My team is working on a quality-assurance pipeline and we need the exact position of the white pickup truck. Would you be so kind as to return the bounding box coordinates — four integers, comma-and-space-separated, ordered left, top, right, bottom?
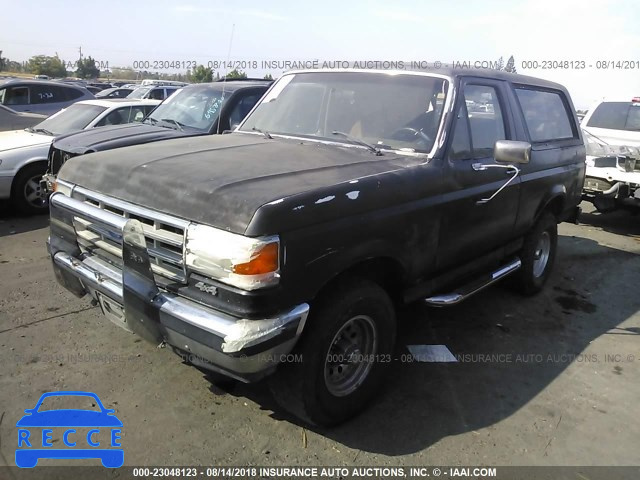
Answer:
581, 97, 640, 212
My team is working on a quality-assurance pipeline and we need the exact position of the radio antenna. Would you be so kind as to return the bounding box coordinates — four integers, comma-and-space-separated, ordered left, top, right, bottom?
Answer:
216, 23, 235, 133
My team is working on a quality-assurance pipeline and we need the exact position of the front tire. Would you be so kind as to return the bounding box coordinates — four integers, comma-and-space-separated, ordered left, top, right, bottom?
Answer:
11, 163, 48, 215
270, 278, 396, 426
513, 212, 558, 295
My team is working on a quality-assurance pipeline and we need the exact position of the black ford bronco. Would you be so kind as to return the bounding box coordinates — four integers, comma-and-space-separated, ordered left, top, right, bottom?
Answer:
48, 68, 585, 426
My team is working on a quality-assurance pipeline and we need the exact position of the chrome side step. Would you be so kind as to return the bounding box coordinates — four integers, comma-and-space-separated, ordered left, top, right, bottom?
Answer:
424, 258, 522, 306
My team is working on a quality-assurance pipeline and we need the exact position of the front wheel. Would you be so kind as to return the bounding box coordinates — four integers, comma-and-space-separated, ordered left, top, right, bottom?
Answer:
270, 278, 396, 426
11, 163, 49, 215
513, 212, 558, 295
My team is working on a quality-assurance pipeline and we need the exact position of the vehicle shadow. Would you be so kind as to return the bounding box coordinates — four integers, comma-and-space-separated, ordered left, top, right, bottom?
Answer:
0, 200, 49, 237
209, 233, 639, 455
578, 201, 640, 237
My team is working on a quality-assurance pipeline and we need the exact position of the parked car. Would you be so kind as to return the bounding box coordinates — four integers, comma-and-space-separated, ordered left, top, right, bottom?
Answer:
0, 99, 160, 214
127, 85, 180, 101
0, 105, 47, 132
579, 98, 640, 212
95, 87, 134, 99
47, 80, 271, 176
47, 68, 584, 426
0, 79, 94, 116
581, 97, 640, 146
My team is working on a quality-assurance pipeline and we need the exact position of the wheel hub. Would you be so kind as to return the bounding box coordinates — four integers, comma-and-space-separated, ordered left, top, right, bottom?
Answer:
532, 231, 551, 278
324, 315, 377, 397
24, 175, 46, 208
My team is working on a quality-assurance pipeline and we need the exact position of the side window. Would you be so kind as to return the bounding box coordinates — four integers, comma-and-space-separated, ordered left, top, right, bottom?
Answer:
30, 85, 62, 104
130, 106, 148, 122
95, 107, 130, 127
4, 86, 30, 105
229, 93, 261, 128
148, 88, 165, 100
464, 85, 506, 158
142, 105, 156, 118
515, 87, 575, 142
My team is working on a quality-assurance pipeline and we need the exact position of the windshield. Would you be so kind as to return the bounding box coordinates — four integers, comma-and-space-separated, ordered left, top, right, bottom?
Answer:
146, 85, 228, 132
127, 87, 152, 99
240, 72, 449, 153
586, 102, 640, 131
33, 103, 107, 135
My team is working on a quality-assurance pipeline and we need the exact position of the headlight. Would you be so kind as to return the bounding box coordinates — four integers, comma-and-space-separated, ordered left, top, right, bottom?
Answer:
185, 223, 280, 291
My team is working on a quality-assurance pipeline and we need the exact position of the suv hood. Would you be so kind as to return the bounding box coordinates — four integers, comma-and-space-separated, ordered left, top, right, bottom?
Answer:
0, 129, 52, 152
53, 123, 194, 154
59, 134, 415, 234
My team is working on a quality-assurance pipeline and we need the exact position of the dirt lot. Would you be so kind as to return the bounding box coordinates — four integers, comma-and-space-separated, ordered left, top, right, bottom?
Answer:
0, 201, 638, 469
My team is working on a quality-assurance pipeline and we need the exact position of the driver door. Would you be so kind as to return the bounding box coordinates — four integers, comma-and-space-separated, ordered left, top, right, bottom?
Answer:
436, 79, 521, 270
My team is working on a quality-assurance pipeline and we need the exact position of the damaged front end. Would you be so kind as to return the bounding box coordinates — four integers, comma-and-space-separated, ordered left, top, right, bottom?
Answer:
582, 133, 640, 212
47, 183, 309, 382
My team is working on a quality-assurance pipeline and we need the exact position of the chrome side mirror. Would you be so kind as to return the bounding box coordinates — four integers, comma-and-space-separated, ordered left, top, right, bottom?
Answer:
494, 140, 531, 164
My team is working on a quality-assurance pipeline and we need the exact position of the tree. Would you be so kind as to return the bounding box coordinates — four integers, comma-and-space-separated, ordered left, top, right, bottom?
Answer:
495, 56, 504, 71
0, 51, 5, 72
192, 64, 213, 83
263, 73, 273, 80
27, 55, 67, 77
224, 68, 247, 79
504, 55, 517, 74
6, 60, 24, 72
76, 56, 100, 79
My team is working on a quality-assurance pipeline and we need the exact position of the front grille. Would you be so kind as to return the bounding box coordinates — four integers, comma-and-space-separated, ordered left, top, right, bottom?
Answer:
71, 186, 190, 283
49, 148, 77, 175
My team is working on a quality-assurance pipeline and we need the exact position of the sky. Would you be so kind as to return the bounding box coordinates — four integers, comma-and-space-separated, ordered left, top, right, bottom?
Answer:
1, 0, 639, 109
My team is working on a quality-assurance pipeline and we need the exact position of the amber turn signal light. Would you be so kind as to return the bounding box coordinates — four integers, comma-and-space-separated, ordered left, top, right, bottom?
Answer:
232, 242, 279, 275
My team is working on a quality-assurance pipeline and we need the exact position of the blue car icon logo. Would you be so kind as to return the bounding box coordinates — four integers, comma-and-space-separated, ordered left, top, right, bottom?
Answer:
16, 391, 123, 468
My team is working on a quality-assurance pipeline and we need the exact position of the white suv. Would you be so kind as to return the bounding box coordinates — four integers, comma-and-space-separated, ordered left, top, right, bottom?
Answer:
581, 98, 640, 212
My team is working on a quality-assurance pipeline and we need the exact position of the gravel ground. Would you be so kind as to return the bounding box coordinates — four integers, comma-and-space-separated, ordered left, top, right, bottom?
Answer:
0, 201, 638, 470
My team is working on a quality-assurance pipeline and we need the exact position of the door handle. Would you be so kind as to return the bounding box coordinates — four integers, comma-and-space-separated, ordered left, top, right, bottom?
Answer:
472, 163, 520, 204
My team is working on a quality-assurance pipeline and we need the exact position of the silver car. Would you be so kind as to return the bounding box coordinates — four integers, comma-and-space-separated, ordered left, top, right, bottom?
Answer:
0, 79, 95, 116
0, 98, 160, 214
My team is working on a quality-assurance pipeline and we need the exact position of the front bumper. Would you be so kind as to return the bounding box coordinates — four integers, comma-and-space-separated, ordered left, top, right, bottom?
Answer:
48, 192, 309, 382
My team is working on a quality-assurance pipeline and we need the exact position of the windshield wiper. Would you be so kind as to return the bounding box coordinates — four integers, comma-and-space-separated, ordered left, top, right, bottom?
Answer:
143, 117, 159, 125
160, 118, 184, 131
252, 127, 272, 139
331, 131, 382, 156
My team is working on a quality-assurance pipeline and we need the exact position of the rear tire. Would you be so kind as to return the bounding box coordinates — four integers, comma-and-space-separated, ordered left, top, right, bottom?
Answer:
270, 277, 396, 426
513, 212, 558, 295
11, 163, 48, 215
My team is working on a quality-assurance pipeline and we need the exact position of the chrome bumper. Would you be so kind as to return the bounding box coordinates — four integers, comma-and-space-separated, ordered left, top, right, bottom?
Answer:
48, 192, 309, 382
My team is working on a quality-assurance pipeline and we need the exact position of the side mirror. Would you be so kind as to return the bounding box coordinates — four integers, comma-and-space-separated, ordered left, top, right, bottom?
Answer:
494, 140, 531, 164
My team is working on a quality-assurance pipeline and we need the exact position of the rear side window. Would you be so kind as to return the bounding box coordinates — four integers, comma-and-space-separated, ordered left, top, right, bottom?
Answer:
586, 102, 640, 131
64, 87, 86, 101
515, 88, 575, 142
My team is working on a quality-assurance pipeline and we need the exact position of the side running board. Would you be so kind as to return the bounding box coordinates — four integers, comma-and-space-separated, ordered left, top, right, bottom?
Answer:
424, 258, 522, 307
